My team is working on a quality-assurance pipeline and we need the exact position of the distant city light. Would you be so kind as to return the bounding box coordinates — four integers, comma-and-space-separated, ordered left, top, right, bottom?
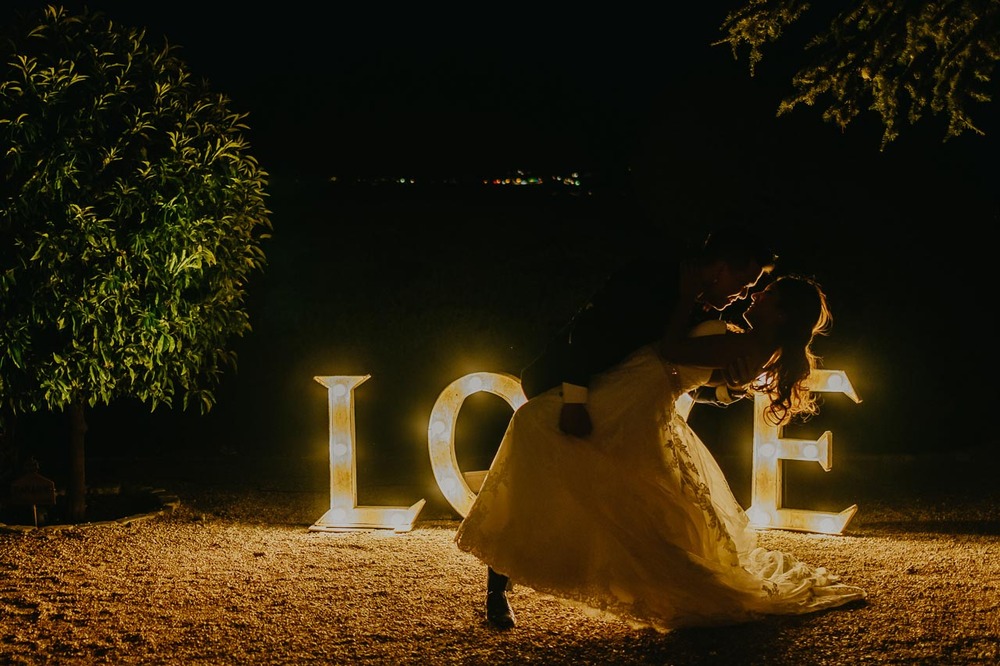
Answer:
326, 170, 588, 191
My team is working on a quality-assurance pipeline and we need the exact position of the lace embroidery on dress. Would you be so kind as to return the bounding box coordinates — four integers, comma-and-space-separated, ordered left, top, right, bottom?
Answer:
658, 356, 740, 563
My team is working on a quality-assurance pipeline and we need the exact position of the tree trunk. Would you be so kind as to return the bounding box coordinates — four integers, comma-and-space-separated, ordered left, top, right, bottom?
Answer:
0, 410, 18, 481
67, 399, 88, 522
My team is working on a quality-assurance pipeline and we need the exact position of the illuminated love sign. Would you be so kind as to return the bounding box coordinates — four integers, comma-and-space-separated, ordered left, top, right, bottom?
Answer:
310, 369, 860, 535
426, 372, 527, 517
745, 369, 862, 534
310, 375, 426, 533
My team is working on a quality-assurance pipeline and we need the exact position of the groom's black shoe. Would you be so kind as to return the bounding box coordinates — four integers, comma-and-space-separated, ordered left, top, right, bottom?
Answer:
486, 567, 515, 629
486, 589, 515, 629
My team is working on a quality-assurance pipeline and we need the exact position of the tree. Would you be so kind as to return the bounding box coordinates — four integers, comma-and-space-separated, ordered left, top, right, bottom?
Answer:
0, 5, 271, 521
717, 0, 1000, 147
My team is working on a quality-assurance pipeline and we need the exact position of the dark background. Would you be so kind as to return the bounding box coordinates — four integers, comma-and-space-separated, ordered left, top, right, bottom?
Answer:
5, 2, 998, 501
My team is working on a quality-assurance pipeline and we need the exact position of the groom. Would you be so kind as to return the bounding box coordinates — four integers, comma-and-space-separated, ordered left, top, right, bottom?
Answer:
485, 223, 779, 629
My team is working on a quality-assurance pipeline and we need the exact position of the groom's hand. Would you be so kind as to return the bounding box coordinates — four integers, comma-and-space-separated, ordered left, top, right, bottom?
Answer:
559, 403, 593, 438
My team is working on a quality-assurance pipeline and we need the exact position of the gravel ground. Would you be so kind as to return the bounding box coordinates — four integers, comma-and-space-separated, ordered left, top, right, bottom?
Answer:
0, 453, 998, 665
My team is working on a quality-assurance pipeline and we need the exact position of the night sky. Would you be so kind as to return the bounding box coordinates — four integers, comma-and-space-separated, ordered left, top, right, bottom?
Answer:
4, 2, 999, 492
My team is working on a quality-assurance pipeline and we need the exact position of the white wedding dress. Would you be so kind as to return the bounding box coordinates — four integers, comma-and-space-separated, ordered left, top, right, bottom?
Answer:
455, 320, 866, 631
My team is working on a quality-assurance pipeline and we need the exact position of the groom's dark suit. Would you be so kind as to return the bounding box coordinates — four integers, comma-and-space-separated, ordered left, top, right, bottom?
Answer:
520, 252, 719, 400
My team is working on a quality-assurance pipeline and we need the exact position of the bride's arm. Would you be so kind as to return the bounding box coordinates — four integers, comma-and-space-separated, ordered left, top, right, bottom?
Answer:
658, 327, 758, 370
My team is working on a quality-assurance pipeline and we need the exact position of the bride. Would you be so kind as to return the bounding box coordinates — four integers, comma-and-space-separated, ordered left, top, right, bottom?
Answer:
455, 272, 866, 631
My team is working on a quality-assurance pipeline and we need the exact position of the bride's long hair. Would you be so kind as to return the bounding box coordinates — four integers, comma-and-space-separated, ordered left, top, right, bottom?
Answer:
751, 275, 832, 425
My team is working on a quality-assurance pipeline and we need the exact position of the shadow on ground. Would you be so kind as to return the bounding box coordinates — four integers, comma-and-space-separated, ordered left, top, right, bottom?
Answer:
0, 484, 178, 530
